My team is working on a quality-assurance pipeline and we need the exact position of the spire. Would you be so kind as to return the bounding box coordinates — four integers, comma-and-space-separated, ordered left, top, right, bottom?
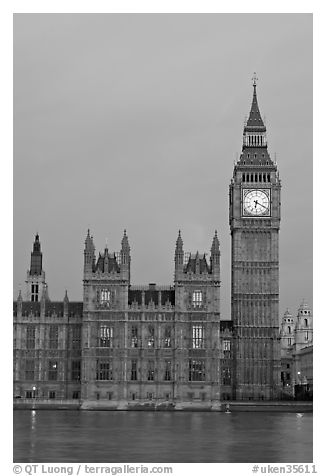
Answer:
63, 289, 69, 303
175, 230, 183, 252
84, 229, 95, 273
121, 229, 130, 251
30, 233, 43, 275
245, 73, 265, 130
17, 289, 23, 303
211, 230, 220, 254
85, 229, 93, 250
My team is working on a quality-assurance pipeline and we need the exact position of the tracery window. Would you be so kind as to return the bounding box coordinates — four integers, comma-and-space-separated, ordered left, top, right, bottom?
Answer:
192, 290, 203, 308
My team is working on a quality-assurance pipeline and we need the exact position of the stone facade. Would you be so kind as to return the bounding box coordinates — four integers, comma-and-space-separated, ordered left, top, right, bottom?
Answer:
14, 232, 233, 409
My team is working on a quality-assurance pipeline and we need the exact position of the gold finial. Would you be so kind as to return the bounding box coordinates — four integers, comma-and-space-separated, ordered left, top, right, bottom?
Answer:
252, 72, 258, 87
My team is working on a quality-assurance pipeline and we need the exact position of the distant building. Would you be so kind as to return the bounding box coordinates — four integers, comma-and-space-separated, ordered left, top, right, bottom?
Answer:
280, 301, 313, 399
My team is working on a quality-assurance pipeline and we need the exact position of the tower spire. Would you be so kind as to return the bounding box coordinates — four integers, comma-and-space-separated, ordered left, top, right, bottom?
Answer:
246, 73, 265, 129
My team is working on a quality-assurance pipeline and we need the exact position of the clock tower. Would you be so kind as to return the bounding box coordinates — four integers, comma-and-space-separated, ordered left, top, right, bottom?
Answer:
229, 76, 281, 400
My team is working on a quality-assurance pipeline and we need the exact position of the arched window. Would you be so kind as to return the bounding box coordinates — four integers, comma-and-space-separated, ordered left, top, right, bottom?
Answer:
287, 326, 291, 334
304, 318, 308, 327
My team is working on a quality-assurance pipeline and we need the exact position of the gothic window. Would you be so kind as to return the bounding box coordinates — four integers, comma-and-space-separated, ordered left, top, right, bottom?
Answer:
48, 361, 58, 381
287, 338, 292, 346
96, 360, 113, 380
192, 325, 204, 349
267, 174, 270, 182
31, 284, 39, 302
287, 326, 291, 334
131, 360, 137, 381
25, 359, 34, 380
189, 359, 205, 381
147, 360, 155, 381
26, 325, 36, 349
49, 391, 56, 399
71, 326, 81, 350
71, 360, 81, 381
99, 325, 113, 348
147, 326, 155, 348
259, 173, 262, 182
72, 391, 80, 399
164, 360, 171, 381
223, 340, 231, 357
305, 331, 309, 341
242, 173, 245, 182
131, 326, 139, 348
100, 289, 111, 305
192, 290, 203, 308
222, 368, 231, 385
304, 318, 308, 327
163, 327, 172, 348
49, 325, 59, 349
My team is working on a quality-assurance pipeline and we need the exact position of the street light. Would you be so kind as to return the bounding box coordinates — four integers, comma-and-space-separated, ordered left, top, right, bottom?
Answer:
32, 386, 36, 399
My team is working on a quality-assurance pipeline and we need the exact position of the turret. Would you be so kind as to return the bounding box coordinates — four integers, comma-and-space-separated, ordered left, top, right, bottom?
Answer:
280, 309, 295, 353
294, 300, 313, 351
120, 229, 131, 281
84, 229, 95, 274
25, 234, 47, 302
174, 230, 184, 280
210, 230, 220, 280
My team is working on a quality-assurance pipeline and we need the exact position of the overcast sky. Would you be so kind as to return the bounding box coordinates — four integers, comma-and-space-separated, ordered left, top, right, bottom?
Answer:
13, 13, 312, 320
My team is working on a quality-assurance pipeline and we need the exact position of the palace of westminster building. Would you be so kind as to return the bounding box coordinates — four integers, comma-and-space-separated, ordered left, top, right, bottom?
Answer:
13, 80, 313, 408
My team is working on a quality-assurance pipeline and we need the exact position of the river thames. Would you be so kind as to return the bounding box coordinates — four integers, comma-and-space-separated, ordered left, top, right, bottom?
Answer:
13, 410, 312, 463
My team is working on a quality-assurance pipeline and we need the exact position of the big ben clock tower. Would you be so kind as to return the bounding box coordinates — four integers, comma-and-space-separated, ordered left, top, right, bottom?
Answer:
229, 75, 281, 400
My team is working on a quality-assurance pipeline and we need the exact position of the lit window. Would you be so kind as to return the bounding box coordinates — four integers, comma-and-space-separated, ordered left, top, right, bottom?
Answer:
48, 361, 58, 381
192, 325, 204, 348
192, 290, 203, 308
131, 326, 139, 348
100, 289, 110, 304
163, 327, 172, 348
223, 340, 231, 357
164, 360, 171, 381
99, 325, 113, 347
147, 326, 155, 348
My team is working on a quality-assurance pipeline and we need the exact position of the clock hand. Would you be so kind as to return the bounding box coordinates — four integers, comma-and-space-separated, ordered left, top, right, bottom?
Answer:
255, 201, 268, 210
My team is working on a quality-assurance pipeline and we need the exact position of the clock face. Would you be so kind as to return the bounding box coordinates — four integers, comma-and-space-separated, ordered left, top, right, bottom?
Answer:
243, 189, 270, 216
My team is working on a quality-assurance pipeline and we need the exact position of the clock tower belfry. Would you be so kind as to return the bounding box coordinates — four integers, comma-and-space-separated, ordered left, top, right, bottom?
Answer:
229, 76, 281, 400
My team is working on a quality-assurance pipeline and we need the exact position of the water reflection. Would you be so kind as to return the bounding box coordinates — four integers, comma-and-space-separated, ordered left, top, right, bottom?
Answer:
14, 410, 313, 463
